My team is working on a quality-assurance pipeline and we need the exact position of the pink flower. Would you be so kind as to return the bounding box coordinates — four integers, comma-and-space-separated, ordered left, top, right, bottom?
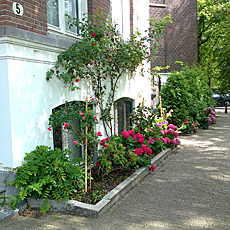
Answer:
91, 97, 95, 101
174, 131, 179, 138
134, 148, 143, 156
105, 137, 111, 141
167, 129, 174, 135
192, 123, 197, 126
184, 119, 189, 124
104, 144, 108, 148
128, 130, 135, 137
75, 79, 80, 82
48, 127, 51, 131
147, 148, 152, 156
80, 112, 84, 115
168, 124, 178, 130
94, 116, 97, 119
122, 131, 130, 139
97, 131, 102, 136
95, 161, 100, 166
155, 123, 162, 128
92, 32, 96, 37
171, 139, 177, 145
73, 141, 78, 145
148, 138, 155, 145
150, 129, 154, 132
138, 138, 144, 144
195, 127, 198, 131
82, 116, 86, 119
165, 137, 171, 143
141, 144, 148, 153
151, 164, 156, 172
64, 123, 69, 128
153, 70, 156, 73
176, 139, 181, 145
107, 58, 110, 61
161, 138, 167, 144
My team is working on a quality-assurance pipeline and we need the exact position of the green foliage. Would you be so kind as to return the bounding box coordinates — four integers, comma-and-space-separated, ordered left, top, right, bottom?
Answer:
47, 11, 171, 136
48, 100, 99, 151
198, 0, 230, 91
8, 146, 85, 213
160, 66, 214, 127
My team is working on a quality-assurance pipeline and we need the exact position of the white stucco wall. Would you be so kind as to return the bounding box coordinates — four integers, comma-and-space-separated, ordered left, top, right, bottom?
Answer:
0, 0, 152, 168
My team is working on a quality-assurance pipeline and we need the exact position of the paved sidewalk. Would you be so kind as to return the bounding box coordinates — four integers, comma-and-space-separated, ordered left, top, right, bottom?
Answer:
0, 108, 229, 229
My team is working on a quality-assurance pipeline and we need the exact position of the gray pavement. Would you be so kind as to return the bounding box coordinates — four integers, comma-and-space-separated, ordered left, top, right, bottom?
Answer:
0, 107, 229, 230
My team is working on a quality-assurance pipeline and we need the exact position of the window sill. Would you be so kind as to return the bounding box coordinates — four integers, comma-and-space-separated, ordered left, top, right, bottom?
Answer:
149, 3, 167, 8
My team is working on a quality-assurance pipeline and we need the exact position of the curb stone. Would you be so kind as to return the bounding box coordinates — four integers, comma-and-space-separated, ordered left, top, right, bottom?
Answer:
27, 148, 174, 218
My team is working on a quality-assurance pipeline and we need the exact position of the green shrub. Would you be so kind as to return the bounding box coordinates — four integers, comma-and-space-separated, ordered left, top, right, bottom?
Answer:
160, 66, 214, 127
9, 146, 85, 213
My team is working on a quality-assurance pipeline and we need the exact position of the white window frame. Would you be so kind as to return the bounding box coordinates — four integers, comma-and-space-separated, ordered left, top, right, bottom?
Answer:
47, 0, 88, 37
111, 0, 130, 40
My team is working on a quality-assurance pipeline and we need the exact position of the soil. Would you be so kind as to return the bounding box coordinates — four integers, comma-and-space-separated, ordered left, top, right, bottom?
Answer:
73, 167, 135, 204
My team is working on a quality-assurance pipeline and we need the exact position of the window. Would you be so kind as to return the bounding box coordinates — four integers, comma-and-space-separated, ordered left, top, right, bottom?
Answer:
110, 0, 130, 40
114, 98, 134, 135
47, 0, 88, 34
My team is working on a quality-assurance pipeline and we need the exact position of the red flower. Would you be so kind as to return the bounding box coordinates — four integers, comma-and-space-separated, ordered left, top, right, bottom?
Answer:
95, 161, 100, 166
148, 138, 155, 145
48, 127, 51, 131
137, 43, 140, 46
147, 52, 149, 55
82, 116, 86, 119
114, 49, 117, 51
80, 112, 84, 115
107, 58, 110, 61
94, 42, 97, 45
134, 148, 143, 156
100, 139, 105, 146
94, 116, 97, 119
128, 130, 135, 137
104, 144, 108, 148
75, 79, 80, 82
151, 164, 156, 172
92, 32, 96, 37
153, 70, 156, 73
136, 61, 139, 64
64, 123, 69, 128
97, 131, 102, 136
184, 119, 189, 124
91, 97, 95, 101
90, 62, 94, 65
122, 131, 130, 139
73, 141, 78, 145
147, 148, 152, 156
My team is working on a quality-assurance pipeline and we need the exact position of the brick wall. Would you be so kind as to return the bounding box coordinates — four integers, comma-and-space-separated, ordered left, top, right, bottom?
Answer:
88, 0, 111, 16
0, 0, 47, 35
150, 0, 198, 72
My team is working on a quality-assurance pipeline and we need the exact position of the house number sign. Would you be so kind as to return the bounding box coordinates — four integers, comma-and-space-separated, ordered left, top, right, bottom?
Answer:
12, 2, 24, 16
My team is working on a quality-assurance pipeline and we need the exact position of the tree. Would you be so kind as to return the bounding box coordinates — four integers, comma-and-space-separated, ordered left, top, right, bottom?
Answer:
198, 0, 230, 92
47, 11, 171, 136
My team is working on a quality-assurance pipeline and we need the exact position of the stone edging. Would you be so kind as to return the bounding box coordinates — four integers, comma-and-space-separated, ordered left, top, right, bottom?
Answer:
27, 148, 175, 218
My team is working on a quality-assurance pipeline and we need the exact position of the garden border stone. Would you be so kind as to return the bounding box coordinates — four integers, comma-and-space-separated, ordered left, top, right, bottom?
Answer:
27, 148, 175, 218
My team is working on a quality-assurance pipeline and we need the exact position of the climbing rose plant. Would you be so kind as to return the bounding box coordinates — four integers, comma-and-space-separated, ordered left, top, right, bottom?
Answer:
46, 11, 172, 136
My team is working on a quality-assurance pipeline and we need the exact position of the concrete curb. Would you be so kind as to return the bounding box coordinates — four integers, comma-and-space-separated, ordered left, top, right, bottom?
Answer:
27, 148, 174, 218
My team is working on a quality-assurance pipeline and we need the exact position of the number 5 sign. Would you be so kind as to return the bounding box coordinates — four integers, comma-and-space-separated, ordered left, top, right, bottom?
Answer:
12, 2, 24, 16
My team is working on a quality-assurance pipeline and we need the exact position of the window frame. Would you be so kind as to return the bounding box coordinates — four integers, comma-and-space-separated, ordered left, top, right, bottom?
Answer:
47, 0, 88, 37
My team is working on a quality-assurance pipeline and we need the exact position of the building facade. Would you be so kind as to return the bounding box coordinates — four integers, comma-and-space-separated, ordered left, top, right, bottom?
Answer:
0, 0, 197, 174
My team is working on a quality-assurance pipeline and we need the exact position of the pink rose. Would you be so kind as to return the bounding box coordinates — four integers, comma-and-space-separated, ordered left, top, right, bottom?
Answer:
147, 148, 152, 156
73, 141, 78, 145
100, 139, 105, 146
80, 112, 84, 115
94, 116, 97, 119
107, 58, 110, 61
97, 131, 102, 136
92, 32, 96, 37
104, 144, 108, 148
64, 123, 69, 128
91, 97, 95, 101
82, 116, 86, 119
